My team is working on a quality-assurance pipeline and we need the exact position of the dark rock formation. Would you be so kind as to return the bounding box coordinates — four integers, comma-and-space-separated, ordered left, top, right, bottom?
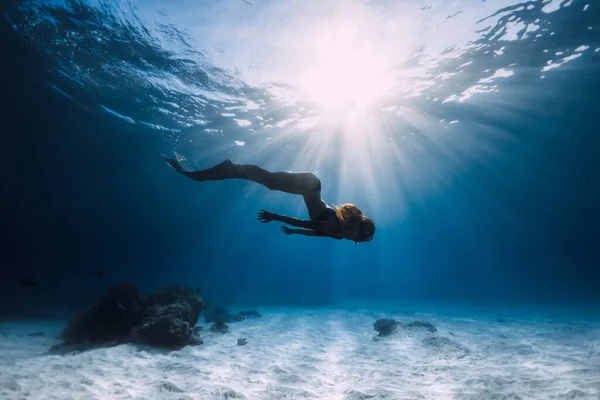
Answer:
237, 338, 248, 346
190, 327, 203, 345
59, 282, 144, 344
210, 320, 230, 334
406, 320, 437, 333
373, 318, 398, 336
53, 283, 206, 350
204, 307, 262, 323
131, 315, 193, 348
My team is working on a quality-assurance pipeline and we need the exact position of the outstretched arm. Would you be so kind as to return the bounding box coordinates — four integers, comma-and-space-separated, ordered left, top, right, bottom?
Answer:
257, 210, 317, 230
280, 226, 343, 239
273, 215, 316, 229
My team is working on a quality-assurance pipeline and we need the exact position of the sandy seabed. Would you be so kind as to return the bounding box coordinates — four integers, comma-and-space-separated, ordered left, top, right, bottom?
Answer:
1, 306, 599, 400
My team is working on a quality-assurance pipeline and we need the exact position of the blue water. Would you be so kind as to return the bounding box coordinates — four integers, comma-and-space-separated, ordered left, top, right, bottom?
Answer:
1, 0, 600, 317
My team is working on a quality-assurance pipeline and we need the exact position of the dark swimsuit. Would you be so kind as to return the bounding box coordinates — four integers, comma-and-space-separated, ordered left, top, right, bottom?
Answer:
315, 207, 343, 239
317, 207, 338, 223
303, 183, 342, 238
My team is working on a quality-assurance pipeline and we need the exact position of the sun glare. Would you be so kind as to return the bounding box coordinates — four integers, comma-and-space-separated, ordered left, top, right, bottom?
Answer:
300, 24, 394, 110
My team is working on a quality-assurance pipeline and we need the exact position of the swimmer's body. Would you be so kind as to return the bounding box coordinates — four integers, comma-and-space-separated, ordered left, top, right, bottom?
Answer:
163, 152, 375, 243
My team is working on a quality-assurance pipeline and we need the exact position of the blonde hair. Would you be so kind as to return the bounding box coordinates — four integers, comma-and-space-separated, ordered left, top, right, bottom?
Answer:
334, 203, 364, 222
334, 203, 375, 241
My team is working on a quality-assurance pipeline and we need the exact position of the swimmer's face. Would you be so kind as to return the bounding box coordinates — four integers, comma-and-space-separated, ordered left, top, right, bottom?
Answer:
346, 218, 375, 243
347, 223, 362, 243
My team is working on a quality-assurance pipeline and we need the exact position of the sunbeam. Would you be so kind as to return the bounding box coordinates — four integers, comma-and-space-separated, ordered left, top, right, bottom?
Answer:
299, 23, 396, 110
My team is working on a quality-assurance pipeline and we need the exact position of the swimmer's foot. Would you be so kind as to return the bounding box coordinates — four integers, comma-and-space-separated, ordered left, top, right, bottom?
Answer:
163, 151, 193, 173
163, 151, 236, 179
163, 154, 182, 173
198, 159, 234, 179
174, 157, 238, 181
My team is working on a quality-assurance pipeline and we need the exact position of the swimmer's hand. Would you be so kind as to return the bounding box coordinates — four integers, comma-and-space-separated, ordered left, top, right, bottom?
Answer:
280, 226, 292, 235
257, 209, 276, 223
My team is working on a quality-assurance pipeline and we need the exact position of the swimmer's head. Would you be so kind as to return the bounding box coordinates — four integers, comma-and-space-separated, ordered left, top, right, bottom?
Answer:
358, 217, 375, 243
334, 203, 375, 243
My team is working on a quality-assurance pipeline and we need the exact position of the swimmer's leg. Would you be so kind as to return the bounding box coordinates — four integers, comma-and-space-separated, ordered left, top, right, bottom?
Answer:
302, 188, 329, 221
237, 165, 329, 220
240, 166, 328, 219
164, 153, 322, 195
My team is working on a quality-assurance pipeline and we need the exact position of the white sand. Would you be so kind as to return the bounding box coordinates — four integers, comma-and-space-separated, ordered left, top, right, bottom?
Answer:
1, 306, 599, 399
